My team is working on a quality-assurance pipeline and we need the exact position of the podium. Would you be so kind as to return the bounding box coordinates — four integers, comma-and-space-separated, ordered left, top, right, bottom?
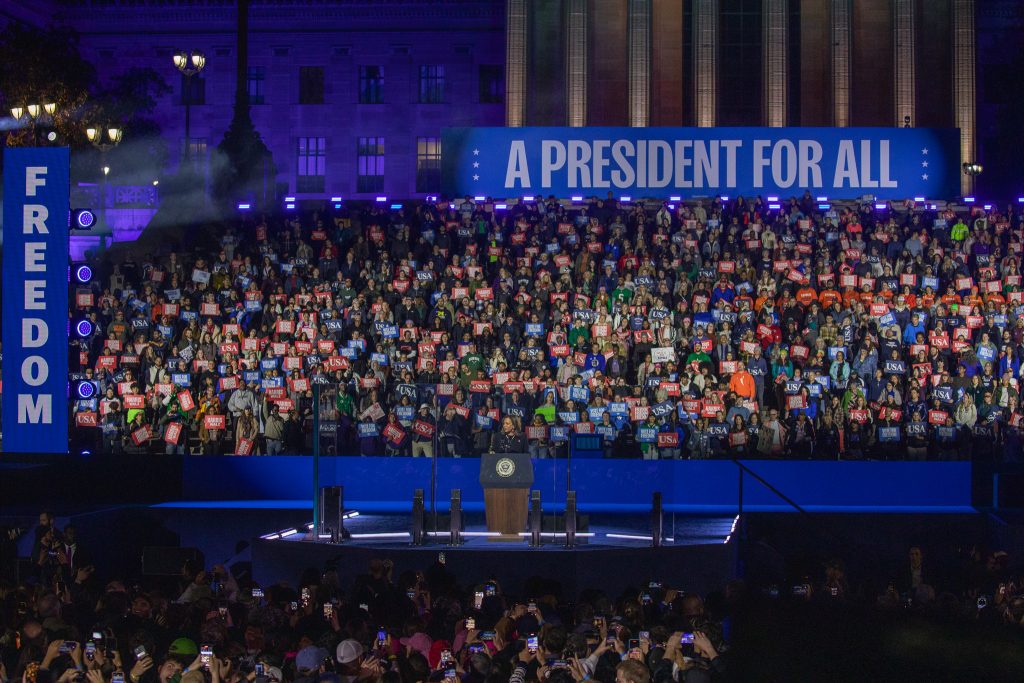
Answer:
479, 453, 533, 539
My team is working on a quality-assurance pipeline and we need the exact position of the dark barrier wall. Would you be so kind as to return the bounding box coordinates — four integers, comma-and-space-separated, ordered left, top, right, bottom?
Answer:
182, 458, 973, 513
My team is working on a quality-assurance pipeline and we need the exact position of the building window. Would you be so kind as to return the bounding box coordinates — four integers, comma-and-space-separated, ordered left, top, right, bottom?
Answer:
357, 137, 385, 193
419, 65, 445, 103
297, 137, 326, 193
479, 64, 503, 104
181, 138, 208, 175
180, 74, 206, 105
358, 65, 384, 104
247, 66, 265, 104
299, 66, 325, 105
416, 137, 441, 193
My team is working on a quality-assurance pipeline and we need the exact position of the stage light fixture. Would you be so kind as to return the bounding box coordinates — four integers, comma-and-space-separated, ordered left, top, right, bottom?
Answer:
874, 203, 886, 210
334, 204, 342, 209
964, 197, 975, 203
670, 196, 681, 201
73, 209, 96, 230
237, 203, 251, 210
285, 203, 295, 210
330, 196, 342, 202
375, 196, 387, 202
816, 196, 828, 201
473, 195, 485, 201
75, 319, 94, 338
620, 196, 631, 202
75, 265, 93, 283
522, 195, 535, 201
495, 203, 507, 209
914, 196, 925, 202
390, 203, 402, 210
768, 203, 781, 210
571, 195, 583, 201
75, 380, 97, 400
284, 196, 295, 202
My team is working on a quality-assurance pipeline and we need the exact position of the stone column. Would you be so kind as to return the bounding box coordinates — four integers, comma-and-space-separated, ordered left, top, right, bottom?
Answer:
627, 0, 651, 127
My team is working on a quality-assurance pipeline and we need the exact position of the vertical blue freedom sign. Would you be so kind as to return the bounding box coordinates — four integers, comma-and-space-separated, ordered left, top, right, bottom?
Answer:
2, 147, 70, 453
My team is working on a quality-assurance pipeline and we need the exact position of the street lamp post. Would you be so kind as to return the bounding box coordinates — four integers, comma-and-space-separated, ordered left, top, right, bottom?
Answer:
86, 126, 123, 250
173, 50, 206, 165
10, 102, 57, 145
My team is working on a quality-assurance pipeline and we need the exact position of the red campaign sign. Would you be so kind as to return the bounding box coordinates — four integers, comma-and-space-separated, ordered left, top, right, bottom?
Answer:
983, 280, 1002, 293
549, 292, 569, 303
511, 232, 526, 245
360, 376, 380, 389
697, 338, 713, 353
469, 380, 492, 393
117, 381, 132, 396
526, 426, 549, 440
383, 423, 406, 445
860, 277, 876, 289
163, 303, 180, 316
966, 315, 983, 329
573, 351, 588, 366
630, 406, 650, 421
203, 415, 226, 431
318, 339, 336, 354
729, 431, 748, 447
124, 394, 145, 410
163, 422, 182, 445
311, 230, 327, 241
848, 409, 869, 423
551, 344, 571, 357
910, 344, 928, 356
1011, 292, 1024, 304
900, 273, 917, 286
956, 277, 973, 290
701, 403, 724, 418
295, 340, 313, 354
76, 291, 95, 308
282, 356, 302, 370
201, 303, 219, 316
97, 355, 118, 370
740, 340, 760, 355
473, 322, 492, 335
393, 279, 410, 293
131, 425, 151, 445
177, 391, 195, 411
657, 432, 679, 447
718, 261, 736, 273
719, 360, 739, 374
276, 319, 295, 334
412, 420, 435, 438
787, 394, 807, 410
236, 438, 255, 455
436, 383, 455, 396
773, 260, 789, 272
220, 343, 240, 356
487, 246, 502, 257
120, 355, 140, 366
76, 412, 99, 428
795, 243, 812, 254
220, 376, 240, 391
662, 382, 681, 397
840, 274, 858, 288
786, 269, 805, 284
587, 242, 603, 253
574, 422, 595, 434
272, 342, 287, 355
928, 410, 948, 426
275, 398, 295, 413
451, 287, 469, 299
222, 324, 240, 337
265, 387, 287, 400
475, 287, 494, 300
155, 383, 174, 397
289, 378, 311, 392
929, 333, 950, 349
503, 381, 525, 394
790, 345, 810, 360
869, 303, 888, 316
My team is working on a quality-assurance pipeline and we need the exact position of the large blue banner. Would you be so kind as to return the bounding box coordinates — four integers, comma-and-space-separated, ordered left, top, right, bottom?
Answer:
2, 147, 70, 453
442, 127, 960, 200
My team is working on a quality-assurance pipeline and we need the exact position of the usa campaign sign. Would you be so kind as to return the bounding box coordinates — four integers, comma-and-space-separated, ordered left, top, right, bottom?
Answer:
442, 127, 959, 200
2, 148, 70, 453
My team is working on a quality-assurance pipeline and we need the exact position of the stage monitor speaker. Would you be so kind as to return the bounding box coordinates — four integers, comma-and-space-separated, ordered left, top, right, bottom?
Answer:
565, 491, 577, 548
450, 489, 462, 546
142, 546, 204, 576
652, 492, 663, 547
320, 485, 343, 542
530, 491, 542, 547
412, 489, 425, 546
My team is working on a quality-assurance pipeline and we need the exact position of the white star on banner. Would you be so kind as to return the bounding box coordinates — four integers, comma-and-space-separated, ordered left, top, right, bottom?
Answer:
473, 162, 479, 168
473, 174, 479, 181
921, 148, 929, 155
922, 173, 929, 180
922, 161, 929, 168
473, 149, 480, 155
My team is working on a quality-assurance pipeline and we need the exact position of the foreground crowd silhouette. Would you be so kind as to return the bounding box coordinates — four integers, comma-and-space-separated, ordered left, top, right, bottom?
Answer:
3, 512, 1024, 683
68, 193, 1024, 460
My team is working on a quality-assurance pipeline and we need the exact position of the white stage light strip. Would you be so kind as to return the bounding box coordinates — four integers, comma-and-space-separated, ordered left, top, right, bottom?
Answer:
427, 531, 502, 537
516, 532, 596, 538
278, 529, 299, 538
260, 532, 281, 540
348, 532, 411, 540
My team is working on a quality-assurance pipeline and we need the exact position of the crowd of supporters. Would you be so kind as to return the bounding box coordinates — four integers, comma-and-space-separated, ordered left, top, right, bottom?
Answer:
67, 192, 1024, 459
3, 512, 1024, 683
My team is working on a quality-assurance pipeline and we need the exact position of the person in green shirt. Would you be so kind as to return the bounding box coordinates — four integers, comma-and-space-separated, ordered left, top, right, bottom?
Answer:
950, 219, 969, 242
685, 342, 711, 368
568, 321, 591, 348
458, 343, 484, 388
609, 279, 633, 311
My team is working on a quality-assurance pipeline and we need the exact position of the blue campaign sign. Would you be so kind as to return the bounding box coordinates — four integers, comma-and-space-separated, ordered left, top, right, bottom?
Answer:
442, 127, 960, 200
2, 148, 70, 453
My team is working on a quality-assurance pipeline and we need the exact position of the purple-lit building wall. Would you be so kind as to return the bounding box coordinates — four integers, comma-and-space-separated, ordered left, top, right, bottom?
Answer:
2, 0, 506, 202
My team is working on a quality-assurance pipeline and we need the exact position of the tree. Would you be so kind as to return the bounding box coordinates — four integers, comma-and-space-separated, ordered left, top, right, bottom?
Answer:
0, 24, 96, 149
